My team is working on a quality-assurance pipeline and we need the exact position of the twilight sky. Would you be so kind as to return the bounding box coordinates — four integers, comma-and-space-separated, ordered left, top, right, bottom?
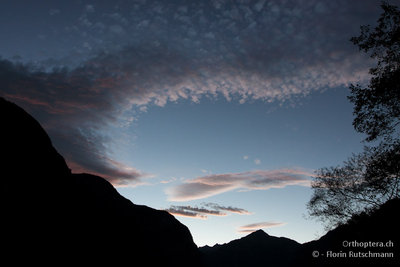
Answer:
0, 0, 390, 246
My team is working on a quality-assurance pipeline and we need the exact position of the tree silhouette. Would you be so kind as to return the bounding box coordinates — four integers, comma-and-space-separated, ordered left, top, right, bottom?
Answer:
349, 2, 400, 142
308, 2, 400, 228
308, 142, 400, 227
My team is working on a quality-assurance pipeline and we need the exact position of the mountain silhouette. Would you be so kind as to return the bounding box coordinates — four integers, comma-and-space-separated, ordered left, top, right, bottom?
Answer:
200, 229, 301, 266
200, 199, 399, 266
1, 97, 199, 266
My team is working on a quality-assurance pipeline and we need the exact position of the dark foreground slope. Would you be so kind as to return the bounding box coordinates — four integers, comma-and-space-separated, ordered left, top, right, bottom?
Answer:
201, 199, 399, 266
298, 198, 400, 266
1, 97, 199, 266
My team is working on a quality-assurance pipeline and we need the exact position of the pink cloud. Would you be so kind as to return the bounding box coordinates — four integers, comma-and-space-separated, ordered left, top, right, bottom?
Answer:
238, 221, 286, 233
67, 157, 148, 187
166, 169, 313, 201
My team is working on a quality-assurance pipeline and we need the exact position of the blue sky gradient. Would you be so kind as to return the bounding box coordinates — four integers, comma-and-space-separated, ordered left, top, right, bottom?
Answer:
116, 86, 365, 245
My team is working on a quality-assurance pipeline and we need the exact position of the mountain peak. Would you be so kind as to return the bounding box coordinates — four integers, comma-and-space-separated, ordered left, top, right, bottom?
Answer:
200, 228, 301, 267
241, 229, 271, 242
248, 229, 269, 237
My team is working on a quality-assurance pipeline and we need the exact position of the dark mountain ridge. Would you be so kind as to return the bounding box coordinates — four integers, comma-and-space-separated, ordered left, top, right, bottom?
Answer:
200, 229, 301, 266
298, 197, 399, 266
201, 199, 399, 266
1, 97, 199, 266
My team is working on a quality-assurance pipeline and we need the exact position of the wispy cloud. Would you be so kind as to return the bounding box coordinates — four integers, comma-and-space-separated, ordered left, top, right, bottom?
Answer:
166, 169, 313, 201
238, 221, 286, 233
203, 203, 252, 215
160, 177, 177, 184
166, 206, 225, 220
165, 202, 251, 219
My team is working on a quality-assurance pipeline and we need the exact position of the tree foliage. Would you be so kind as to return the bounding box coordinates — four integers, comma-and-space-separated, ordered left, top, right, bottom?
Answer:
308, 142, 400, 227
349, 2, 400, 142
308, 2, 400, 228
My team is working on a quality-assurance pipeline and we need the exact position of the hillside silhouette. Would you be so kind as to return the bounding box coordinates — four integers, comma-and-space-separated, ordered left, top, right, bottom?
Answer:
200, 229, 301, 266
1, 97, 199, 266
298, 198, 399, 266
200, 199, 399, 266
1, 97, 398, 266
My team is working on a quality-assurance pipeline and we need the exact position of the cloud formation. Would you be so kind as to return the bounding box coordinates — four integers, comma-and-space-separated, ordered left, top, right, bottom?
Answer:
238, 221, 286, 233
166, 169, 313, 201
165, 202, 251, 219
0, 0, 380, 185
0, 59, 146, 185
204, 203, 251, 215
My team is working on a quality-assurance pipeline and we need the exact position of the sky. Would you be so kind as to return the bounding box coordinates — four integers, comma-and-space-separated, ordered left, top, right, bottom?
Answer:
0, 0, 392, 246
